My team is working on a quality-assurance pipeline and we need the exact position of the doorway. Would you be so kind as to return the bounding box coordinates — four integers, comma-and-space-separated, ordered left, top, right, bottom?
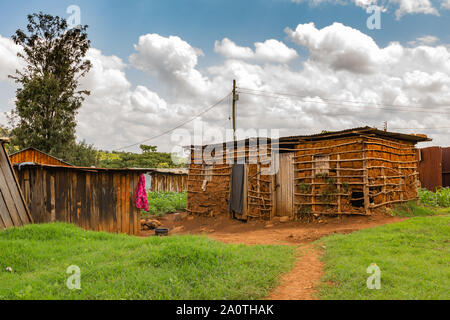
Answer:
275, 152, 294, 218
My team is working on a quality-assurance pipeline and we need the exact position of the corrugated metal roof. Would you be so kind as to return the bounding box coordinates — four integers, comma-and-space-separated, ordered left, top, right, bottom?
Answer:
10, 147, 74, 166
187, 126, 431, 148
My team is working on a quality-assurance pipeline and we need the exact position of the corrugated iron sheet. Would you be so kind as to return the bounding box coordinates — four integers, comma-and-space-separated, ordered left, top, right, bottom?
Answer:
419, 147, 442, 191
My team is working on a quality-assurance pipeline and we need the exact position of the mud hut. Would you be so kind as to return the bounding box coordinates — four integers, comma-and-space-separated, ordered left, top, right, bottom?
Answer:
186, 127, 430, 220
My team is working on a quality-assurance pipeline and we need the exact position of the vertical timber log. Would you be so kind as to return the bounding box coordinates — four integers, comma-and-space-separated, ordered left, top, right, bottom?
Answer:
363, 139, 370, 215
337, 154, 341, 214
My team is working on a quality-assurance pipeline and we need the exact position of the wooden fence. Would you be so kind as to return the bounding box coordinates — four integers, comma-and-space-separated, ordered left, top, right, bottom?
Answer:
149, 169, 188, 193
14, 164, 147, 235
0, 140, 32, 229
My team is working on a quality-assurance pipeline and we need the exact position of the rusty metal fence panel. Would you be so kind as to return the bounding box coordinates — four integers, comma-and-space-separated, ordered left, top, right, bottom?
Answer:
442, 147, 450, 188
419, 147, 442, 192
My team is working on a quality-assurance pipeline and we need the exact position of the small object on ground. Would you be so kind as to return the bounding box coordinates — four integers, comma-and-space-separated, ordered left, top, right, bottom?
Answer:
141, 219, 162, 230
264, 223, 274, 228
173, 212, 188, 221
171, 225, 185, 233
5, 267, 12, 272
279, 216, 290, 222
154, 228, 169, 236
288, 234, 294, 238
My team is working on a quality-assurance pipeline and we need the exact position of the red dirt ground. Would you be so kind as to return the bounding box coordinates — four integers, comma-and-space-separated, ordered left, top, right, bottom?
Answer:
141, 213, 406, 300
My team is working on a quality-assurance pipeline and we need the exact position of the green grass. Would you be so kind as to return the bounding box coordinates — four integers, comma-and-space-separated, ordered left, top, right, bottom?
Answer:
143, 191, 187, 217
0, 223, 295, 300
390, 201, 450, 217
317, 215, 450, 300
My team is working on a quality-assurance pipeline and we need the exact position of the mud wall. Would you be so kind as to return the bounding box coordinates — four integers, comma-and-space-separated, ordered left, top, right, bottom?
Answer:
294, 136, 420, 217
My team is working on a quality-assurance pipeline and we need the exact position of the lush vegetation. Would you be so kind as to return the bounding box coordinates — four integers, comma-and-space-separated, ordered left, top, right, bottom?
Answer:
98, 145, 184, 169
317, 214, 450, 300
418, 187, 450, 207
0, 223, 295, 300
143, 191, 187, 217
390, 201, 450, 217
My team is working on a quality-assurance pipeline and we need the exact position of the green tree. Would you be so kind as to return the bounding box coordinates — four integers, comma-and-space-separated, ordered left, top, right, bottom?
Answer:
64, 140, 100, 167
9, 12, 92, 155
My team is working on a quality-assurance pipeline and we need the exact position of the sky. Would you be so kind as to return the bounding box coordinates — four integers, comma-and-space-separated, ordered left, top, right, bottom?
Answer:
0, 0, 449, 152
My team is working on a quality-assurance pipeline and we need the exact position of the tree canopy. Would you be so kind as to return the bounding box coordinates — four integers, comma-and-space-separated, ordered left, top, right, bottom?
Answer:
9, 12, 92, 157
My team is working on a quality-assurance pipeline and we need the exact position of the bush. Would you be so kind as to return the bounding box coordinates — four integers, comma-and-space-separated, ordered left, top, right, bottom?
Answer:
418, 187, 450, 207
143, 191, 187, 217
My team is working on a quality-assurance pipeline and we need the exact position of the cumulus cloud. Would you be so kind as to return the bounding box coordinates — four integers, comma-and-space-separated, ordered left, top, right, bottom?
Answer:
285, 22, 381, 74
129, 33, 209, 97
441, 0, 450, 9
214, 38, 298, 64
1, 23, 450, 151
408, 35, 440, 46
0, 35, 22, 81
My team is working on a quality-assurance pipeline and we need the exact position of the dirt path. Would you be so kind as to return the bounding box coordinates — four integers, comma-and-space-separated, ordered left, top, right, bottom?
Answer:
268, 245, 323, 300
141, 213, 406, 299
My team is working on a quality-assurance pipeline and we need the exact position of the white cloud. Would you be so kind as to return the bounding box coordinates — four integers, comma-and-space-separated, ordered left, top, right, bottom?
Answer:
408, 35, 440, 46
442, 0, 450, 9
1, 23, 450, 151
0, 35, 22, 81
129, 33, 209, 97
392, 0, 439, 19
285, 22, 381, 74
291, 0, 439, 18
214, 38, 254, 60
214, 38, 298, 64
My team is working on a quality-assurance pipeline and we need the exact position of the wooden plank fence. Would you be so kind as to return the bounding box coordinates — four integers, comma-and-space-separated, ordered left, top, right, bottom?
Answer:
14, 164, 146, 235
0, 139, 32, 229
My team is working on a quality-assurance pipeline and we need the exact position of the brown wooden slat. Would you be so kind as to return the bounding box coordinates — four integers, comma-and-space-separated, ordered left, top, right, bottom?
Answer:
0, 145, 30, 225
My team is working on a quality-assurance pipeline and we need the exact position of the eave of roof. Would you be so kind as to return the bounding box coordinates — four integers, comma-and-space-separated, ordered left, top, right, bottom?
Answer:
186, 126, 431, 149
9, 147, 74, 166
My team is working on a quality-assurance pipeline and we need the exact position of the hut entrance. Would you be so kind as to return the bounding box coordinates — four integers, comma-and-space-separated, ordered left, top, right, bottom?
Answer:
275, 152, 294, 218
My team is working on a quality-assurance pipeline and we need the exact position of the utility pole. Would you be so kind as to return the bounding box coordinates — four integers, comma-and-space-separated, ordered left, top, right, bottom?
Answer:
232, 79, 238, 141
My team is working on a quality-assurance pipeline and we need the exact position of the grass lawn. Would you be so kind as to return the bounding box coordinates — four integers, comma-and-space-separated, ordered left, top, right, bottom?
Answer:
317, 213, 450, 300
0, 223, 295, 300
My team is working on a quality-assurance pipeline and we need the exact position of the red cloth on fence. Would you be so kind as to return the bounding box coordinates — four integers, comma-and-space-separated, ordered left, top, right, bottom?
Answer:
135, 174, 149, 211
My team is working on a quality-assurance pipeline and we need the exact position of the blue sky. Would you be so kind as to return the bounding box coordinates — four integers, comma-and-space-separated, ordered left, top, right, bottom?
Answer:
2, 0, 449, 67
1, 0, 449, 150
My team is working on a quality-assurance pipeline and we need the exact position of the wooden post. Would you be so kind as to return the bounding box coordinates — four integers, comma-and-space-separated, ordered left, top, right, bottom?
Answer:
336, 154, 341, 214
363, 140, 370, 215
311, 154, 316, 215
232, 79, 237, 142
382, 167, 386, 206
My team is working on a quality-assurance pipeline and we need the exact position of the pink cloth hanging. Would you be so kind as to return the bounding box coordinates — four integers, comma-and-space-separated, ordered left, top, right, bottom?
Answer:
135, 174, 149, 211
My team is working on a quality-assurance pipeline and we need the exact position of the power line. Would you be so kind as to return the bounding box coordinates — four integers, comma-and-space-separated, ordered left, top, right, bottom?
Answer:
115, 93, 231, 151
237, 87, 450, 114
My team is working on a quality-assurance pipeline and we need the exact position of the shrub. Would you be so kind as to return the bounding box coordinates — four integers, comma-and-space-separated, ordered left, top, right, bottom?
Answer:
418, 187, 450, 207
143, 191, 187, 217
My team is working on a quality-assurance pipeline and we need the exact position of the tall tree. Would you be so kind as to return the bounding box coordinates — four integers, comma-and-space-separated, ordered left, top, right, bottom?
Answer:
9, 12, 92, 155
